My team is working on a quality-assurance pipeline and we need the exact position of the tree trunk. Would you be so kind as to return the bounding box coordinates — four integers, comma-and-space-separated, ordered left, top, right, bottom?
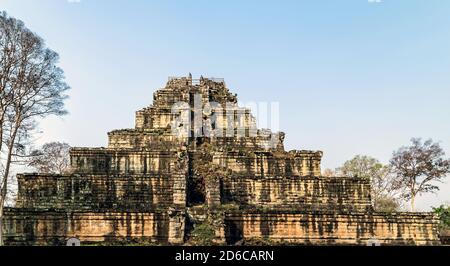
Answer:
0, 114, 4, 153
373, 197, 378, 211
410, 195, 415, 212
0, 109, 6, 155
0, 169, 8, 246
0, 199, 4, 246
0, 173, 8, 246
0, 117, 21, 246
410, 182, 416, 212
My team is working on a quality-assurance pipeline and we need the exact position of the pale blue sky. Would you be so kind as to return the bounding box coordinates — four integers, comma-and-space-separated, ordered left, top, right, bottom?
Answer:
1, 0, 449, 210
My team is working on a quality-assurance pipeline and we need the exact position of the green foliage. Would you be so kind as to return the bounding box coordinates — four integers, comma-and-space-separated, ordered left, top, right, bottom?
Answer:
433, 205, 450, 230
217, 203, 240, 211
242, 237, 276, 246
191, 222, 216, 245
337, 155, 388, 179
376, 196, 400, 213
337, 155, 401, 212
192, 143, 233, 180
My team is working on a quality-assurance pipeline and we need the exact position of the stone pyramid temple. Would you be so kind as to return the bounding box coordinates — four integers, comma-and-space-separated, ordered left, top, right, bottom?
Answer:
3, 75, 440, 245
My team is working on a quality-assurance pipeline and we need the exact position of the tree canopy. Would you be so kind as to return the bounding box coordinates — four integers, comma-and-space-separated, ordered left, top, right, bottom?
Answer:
28, 142, 71, 174
390, 138, 450, 211
0, 11, 69, 245
337, 155, 401, 212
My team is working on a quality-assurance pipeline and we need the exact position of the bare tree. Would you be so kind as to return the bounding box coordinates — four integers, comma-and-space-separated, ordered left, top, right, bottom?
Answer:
390, 138, 450, 212
0, 12, 69, 246
337, 155, 402, 212
28, 142, 71, 174
322, 168, 335, 177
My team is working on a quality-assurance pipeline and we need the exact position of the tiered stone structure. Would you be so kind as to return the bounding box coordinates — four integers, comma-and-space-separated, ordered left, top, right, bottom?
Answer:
3, 75, 440, 245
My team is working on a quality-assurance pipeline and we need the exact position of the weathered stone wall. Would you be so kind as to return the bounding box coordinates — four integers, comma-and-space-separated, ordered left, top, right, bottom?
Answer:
3, 209, 185, 246
213, 151, 322, 177
210, 135, 284, 152
441, 230, 450, 245
15, 173, 186, 210
108, 130, 180, 149
225, 211, 440, 245
70, 149, 179, 175
4, 208, 439, 246
221, 176, 372, 212
135, 107, 175, 130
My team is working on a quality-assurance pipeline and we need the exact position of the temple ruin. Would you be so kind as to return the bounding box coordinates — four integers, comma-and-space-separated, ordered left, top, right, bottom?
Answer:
3, 75, 440, 245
